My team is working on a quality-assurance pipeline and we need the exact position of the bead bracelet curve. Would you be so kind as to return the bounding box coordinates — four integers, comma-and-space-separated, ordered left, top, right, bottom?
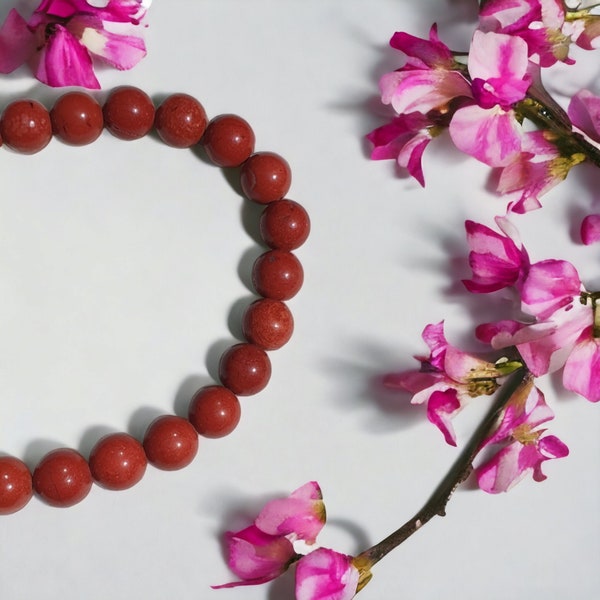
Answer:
0, 87, 310, 515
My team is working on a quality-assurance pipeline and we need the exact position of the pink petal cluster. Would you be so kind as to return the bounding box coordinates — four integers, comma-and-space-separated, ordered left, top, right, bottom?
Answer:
384, 321, 509, 445
476, 379, 569, 492
214, 482, 365, 599
0, 0, 151, 88
466, 221, 600, 402
479, 0, 600, 66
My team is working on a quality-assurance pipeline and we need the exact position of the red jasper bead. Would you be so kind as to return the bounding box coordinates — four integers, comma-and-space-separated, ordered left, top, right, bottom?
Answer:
219, 343, 271, 396
51, 92, 103, 145
252, 250, 304, 300
260, 199, 310, 250
154, 93, 207, 148
89, 433, 147, 491
240, 152, 292, 204
143, 415, 199, 471
0, 99, 52, 154
188, 386, 241, 438
0, 456, 33, 515
103, 86, 155, 140
33, 448, 93, 508
242, 299, 294, 350
202, 114, 255, 167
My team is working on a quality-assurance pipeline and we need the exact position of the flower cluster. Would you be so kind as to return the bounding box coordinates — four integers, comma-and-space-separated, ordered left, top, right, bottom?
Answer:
0, 0, 151, 88
213, 482, 370, 600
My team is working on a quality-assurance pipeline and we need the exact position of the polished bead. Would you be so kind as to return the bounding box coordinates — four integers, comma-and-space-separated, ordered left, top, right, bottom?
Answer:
103, 86, 155, 140
33, 448, 93, 508
219, 343, 271, 396
143, 415, 199, 471
0, 456, 33, 515
252, 250, 303, 300
242, 298, 294, 350
89, 433, 147, 491
202, 114, 255, 167
51, 92, 103, 145
0, 99, 52, 154
188, 386, 241, 438
154, 93, 207, 148
240, 152, 291, 204
260, 199, 310, 250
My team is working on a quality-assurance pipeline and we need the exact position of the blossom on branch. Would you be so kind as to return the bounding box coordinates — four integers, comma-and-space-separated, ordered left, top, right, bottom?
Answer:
0, 0, 151, 88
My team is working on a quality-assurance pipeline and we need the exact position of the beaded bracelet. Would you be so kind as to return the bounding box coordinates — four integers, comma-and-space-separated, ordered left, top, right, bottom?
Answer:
0, 87, 309, 514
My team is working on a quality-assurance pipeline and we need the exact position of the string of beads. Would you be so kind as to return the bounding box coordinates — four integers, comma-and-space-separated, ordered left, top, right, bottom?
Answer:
0, 87, 309, 514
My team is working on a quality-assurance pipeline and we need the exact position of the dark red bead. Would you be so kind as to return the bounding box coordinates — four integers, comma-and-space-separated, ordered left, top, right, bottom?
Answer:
51, 92, 103, 146
0, 456, 33, 515
89, 433, 147, 491
188, 386, 241, 438
252, 250, 303, 300
33, 448, 93, 508
242, 299, 294, 350
103, 86, 155, 140
143, 415, 199, 471
0, 99, 52, 154
219, 343, 271, 396
154, 93, 207, 148
260, 199, 310, 250
202, 114, 255, 167
240, 152, 291, 204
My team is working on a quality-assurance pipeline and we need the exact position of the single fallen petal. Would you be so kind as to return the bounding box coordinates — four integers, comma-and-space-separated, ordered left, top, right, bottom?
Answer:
581, 214, 600, 245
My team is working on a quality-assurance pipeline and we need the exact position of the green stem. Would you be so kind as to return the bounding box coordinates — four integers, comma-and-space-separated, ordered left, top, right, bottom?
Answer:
358, 369, 529, 567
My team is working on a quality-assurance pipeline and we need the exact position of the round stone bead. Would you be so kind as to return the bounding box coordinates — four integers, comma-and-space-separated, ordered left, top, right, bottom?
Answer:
240, 152, 291, 204
202, 114, 255, 167
154, 93, 207, 148
188, 386, 241, 438
0, 99, 52, 154
242, 298, 294, 350
143, 415, 199, 471
252, 250, 304, 300
33, 448, 93, 508
0, 456, 33, 515
260, 199, 310, 250
219, 343, 271, 396
103, 86, 155, 140
89, 433, 147, 491
51, 92, 103, 145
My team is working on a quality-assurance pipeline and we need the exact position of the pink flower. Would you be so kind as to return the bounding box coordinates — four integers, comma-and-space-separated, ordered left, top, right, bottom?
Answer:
568, 89, 600, 143
462, 217, 529, 293
214, 482, 326, 589
449, 31, 531, 166
378, 25, 472, 116
366, 112, 437, 187
295, 548, 361, 600
0, 0, 151, 88
384, 321, 513, 445
476, 379, 569, 493
581, 214, 600, 245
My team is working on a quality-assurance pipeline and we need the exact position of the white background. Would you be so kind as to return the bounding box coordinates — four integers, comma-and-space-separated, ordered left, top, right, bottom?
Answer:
1, 1, 599, 599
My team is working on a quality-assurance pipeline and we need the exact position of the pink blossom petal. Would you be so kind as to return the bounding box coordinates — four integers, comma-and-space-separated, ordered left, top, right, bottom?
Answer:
212, 524, 297, 588
479, 0, 541, 34
477, 434, 569, 493
568, 89, 600, 143
427, 389, 461, 446
0, 9, 36, 73
389, 25, 455, 68
421, 321, 448, 371
33, 25, 100, 89
449, 104, 523, 166
444, 346, 500, 383
295, 548, 360, 600
380, 69, 472, 115
462, 219, 529, 293
382, 371, 442, 395
520, 260, 581, 319
562, 330, 600, 402
581, 214, 600, 245
80, 25, 146, 69
255, 481, 326, 544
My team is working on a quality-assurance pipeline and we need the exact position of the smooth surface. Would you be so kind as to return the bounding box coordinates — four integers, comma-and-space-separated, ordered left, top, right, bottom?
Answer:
51, 92, 104, 146
0, 1, 599, 599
